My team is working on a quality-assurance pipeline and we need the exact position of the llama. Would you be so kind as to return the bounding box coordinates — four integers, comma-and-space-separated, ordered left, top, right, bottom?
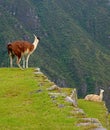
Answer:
84, 89, 104, 102
7, 35, 40, 69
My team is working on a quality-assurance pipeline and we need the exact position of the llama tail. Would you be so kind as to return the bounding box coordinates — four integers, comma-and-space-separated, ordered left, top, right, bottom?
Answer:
7, 44, 15, 58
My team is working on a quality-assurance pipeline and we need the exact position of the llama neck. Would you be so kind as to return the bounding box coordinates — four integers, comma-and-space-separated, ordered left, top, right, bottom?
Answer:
100, 91, 103, 101
33, 36, 39, 50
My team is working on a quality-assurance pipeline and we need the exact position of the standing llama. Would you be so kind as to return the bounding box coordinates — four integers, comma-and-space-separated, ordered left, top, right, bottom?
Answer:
84, 89, 104, 102
7, 35, 40, 69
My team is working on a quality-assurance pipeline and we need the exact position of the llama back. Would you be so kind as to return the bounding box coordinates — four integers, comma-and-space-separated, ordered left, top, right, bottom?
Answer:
90, 95, 101, 102
85, 94, 94, 100
7, 41, 34, 56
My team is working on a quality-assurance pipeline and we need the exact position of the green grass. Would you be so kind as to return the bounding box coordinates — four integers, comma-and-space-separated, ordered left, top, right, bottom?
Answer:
0, 68, 80, 130
0, 68, 109, 130
78, 99, 110, 129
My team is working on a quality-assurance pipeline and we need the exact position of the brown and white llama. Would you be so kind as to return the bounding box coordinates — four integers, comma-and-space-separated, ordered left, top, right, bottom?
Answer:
7, 35, 40, 69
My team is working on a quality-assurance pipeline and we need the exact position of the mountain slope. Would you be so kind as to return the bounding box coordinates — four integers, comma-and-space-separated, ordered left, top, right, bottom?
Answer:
0, 0, 110, 111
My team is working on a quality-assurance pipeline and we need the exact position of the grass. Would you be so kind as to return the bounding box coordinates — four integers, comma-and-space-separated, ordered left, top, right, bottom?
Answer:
0, 68, 80, 130
0, 68, 109, 130
78, 99, 110, 129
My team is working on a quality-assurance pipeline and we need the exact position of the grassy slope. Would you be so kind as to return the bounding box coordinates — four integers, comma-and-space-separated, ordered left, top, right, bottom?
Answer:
78, 100, 109, 129
0, 68, 109, 130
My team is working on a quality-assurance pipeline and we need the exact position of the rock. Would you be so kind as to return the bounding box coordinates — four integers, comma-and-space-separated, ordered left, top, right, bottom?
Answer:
50, 95, 57, 99
47, 85, 61, 92
77, 122, 92, 127
70, 88, 78, 107
58, 104, 65, 108
71, 108, 85, 115
65, 96, 77, 107
48, 92, 66, 97
35, 67, 41, 72
65, 88, 78, 107
34, 68, 43, 74
76, 118, 107, 130
93, 128, 107, 130
34, 71, 43, 75
30, 89, 43, 94
35, 89, 43, 93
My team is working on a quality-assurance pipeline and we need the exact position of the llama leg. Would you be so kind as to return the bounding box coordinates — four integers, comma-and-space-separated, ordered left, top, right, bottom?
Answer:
26, 54, 30, 68
9, 55, 13, 67
22, 56, 25, 68
16, 57, 23, 69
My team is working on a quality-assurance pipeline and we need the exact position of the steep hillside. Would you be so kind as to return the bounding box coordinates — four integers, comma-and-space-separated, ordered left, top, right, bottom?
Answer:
0, 0, 110, 111
0, 68, 109, 130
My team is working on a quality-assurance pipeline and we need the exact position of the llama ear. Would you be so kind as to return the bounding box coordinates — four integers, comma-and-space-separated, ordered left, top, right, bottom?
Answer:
37, 36, 40, 41
33, 34, 36, 38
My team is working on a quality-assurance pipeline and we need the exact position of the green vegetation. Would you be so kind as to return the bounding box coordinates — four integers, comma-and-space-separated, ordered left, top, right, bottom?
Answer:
0, 68, 109, 130
0, 68, 78, 130
78, 99, 109, 129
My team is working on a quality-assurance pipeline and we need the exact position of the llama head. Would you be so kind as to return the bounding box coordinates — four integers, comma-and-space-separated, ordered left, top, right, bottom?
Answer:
100, 89, 104, 93
33, 34, 40, 50
33, 34, 40, 41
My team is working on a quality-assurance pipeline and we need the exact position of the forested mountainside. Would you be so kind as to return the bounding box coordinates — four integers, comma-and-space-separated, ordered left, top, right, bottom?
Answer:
0, 0, 110, 111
